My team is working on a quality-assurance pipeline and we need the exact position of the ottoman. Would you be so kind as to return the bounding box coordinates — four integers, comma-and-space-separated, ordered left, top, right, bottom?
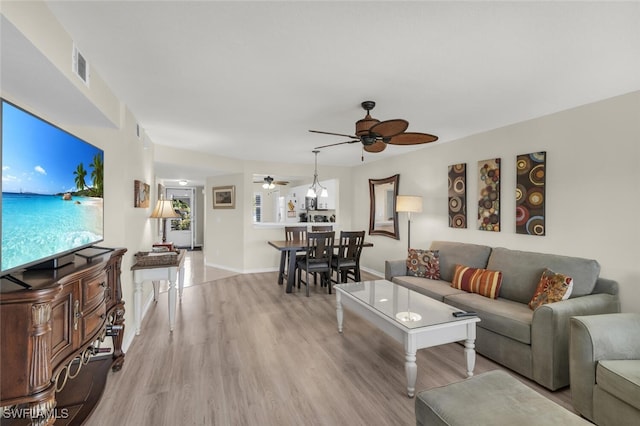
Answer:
415, 370, 589, 426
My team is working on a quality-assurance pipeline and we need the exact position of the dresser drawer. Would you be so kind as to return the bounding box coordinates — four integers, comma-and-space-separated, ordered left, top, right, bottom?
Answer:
82, 272, 107, 311
82, 302, 106, 341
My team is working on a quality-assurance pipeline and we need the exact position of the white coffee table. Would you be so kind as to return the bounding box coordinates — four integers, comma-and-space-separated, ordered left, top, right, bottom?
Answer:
334, 279, 480, 397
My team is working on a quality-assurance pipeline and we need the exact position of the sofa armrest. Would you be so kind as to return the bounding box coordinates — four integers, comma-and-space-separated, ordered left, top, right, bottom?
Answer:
591, 277, 619, 296
569, 313, 640, 421
385, 259, 407, 281
530, 293, 621, 390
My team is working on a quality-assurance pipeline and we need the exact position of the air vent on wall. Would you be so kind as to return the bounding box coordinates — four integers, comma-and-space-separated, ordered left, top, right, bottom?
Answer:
72, 43, 90, 86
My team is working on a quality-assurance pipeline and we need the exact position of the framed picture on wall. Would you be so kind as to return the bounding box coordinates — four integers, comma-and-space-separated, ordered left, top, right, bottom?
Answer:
212, 185, 235, 209
134, 180, 150, 208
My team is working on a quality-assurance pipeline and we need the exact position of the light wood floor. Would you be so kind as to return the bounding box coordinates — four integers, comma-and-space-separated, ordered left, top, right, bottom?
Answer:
88, 251, 573, 425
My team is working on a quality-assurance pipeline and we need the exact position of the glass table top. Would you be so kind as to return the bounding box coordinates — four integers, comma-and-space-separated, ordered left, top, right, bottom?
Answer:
334, 280, 474, 329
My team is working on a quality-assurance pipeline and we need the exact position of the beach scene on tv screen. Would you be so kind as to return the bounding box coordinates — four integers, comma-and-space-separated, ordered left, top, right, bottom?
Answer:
1, 102, 104, 272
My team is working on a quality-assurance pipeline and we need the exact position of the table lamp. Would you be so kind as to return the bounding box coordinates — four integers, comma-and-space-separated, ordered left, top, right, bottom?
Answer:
150, 196, 180, 242
396, 195, 423, 251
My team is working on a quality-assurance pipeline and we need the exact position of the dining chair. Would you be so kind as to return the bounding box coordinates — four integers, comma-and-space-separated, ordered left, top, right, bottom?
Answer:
297, 231, 335, 296
331, 230, 365, 284
311, 225, 332, 231
278, 226, 308, 285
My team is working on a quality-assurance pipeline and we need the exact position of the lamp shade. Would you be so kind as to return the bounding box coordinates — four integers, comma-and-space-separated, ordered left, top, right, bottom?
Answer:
396, 195, 423, 213
150, 199, 180, 219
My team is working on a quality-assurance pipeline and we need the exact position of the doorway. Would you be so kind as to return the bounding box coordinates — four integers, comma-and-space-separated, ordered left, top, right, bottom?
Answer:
166, 187, 195, 249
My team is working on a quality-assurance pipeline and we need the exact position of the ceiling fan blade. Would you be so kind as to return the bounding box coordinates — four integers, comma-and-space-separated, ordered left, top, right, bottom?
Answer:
313, 140, 360, 149
368, 119, 409, 138
363, 141, 387, 153
274, 181, 289, 185
309, 130, 358, 139
388, 132, 439, 145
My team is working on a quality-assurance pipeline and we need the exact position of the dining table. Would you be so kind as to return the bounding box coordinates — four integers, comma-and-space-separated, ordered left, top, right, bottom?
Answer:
268, 239, 373, 293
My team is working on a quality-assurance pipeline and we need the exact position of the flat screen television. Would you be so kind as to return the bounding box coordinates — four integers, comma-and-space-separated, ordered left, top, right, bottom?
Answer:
1, 98, 104, 277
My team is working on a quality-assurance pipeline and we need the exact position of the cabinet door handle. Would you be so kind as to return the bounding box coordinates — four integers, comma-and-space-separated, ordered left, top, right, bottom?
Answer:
73, 299, 81, 330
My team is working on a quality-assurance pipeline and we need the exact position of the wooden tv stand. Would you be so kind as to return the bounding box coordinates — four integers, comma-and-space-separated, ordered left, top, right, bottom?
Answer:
0, 248, 127, 425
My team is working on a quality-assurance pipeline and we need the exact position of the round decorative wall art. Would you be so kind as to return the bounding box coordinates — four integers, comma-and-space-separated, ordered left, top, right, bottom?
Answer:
477, 158, 500, 232
516, 152, 546, 236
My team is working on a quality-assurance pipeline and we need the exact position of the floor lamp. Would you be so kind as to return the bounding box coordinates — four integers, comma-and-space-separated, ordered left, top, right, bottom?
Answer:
396, 195, 423, 251
150, 196, 181, 243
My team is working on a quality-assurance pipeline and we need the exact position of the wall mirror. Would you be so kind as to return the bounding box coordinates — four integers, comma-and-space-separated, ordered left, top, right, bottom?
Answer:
368, 174, 400, 239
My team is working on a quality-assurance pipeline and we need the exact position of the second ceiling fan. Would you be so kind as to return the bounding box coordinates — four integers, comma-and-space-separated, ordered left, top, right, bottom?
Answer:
309, 101, 438, 159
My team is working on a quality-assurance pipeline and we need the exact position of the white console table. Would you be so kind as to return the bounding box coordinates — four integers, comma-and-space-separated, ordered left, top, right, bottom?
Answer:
131, 250, 186, 334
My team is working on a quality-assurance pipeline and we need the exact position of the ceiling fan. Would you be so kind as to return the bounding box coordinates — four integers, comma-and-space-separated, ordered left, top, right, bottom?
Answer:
253, 175, 289, 189
309, 101, 438, 159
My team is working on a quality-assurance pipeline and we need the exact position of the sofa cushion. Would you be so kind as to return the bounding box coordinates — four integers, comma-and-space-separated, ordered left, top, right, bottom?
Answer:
445, 292, 533, 344
407, 249, 440, 279
429, 241, 492, 282
528, 268, 574, 310
451, 264, 503, 299
391, 276, 467, 302
597, 360, 640, 410
486, 247, 600, 304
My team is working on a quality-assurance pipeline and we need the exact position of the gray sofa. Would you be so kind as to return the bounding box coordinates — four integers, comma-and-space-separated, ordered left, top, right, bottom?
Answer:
385, 241, 620, 390
570, 313, 640, 425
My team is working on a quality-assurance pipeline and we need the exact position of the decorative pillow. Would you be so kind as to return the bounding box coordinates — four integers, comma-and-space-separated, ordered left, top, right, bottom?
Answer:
528, 268, 574, 310
406, 249, 441, 279
451, 264, 503, 299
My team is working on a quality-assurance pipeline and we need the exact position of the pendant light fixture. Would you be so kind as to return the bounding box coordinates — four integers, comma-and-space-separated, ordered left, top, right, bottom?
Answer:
307, 150, 328, 198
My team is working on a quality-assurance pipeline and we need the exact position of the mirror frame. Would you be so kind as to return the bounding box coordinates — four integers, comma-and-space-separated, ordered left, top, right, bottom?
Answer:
368, 174, 400, 239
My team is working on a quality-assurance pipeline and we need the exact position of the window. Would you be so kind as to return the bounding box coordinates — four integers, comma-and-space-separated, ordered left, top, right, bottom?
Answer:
253, 193, 262, 222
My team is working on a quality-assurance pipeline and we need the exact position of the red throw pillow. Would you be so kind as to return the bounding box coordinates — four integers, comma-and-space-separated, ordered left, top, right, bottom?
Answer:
451, 264, 503, 299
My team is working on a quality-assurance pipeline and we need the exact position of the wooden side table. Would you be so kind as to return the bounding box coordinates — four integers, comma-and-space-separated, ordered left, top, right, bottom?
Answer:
131, 250, 185, 334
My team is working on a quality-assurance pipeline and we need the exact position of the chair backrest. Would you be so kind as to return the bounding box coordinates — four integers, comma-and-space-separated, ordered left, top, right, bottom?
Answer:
311, 225, 332, 231
306, 231, 335, 263
337, 231, 365, 262
285, 226, 307, 242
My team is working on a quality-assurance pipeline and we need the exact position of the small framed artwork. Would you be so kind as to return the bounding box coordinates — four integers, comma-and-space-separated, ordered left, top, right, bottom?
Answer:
134, 180, 150, 208
212, 185, 235, 209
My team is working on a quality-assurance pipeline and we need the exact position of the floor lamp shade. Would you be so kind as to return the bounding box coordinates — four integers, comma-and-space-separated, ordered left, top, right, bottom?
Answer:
396, 195, 423, 251
396, 196, 423, 214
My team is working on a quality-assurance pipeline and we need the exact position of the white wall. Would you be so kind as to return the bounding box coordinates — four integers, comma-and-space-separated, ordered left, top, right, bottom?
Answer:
351, 91, 640, 314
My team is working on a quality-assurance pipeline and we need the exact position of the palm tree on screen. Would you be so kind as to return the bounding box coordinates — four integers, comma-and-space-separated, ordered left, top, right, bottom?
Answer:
90, 154, 104, 197
74, 163, 87, 191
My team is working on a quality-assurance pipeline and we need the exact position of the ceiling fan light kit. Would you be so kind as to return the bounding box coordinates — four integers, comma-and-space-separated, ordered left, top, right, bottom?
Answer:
262, 176, 275, 189
254, 175, 289, 188
310, 100, 439, 160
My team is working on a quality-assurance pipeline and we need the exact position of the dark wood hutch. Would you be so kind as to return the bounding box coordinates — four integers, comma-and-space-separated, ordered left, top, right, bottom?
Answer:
1, 248, 127, 425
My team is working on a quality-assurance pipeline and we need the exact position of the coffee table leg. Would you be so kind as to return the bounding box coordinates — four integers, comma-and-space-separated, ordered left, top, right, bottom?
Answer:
405, 351, 417, 397
465, 322, 477, 377
405, 337, 417, 397
464, 338, 476, 377
336, 292, 343, 333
